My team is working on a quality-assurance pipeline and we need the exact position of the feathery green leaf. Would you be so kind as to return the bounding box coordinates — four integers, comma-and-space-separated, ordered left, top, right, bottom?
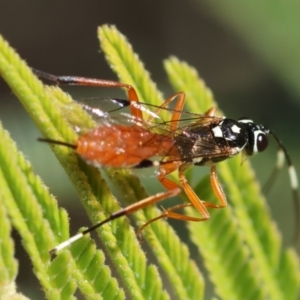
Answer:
0, 34, 124, 299
1, 23, 300, 300
98, 25, 205, 300
164, 57, 300, 299
0, 172, 24, 300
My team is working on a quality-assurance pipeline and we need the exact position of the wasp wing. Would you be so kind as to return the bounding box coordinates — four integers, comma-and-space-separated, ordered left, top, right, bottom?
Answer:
64, 98, 233, 166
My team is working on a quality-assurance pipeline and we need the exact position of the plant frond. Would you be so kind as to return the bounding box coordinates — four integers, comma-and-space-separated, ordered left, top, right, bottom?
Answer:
164, 57, 300, 299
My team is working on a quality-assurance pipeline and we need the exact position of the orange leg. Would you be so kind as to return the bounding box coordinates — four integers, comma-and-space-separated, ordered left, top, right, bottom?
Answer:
136, 164, 228, 234
204, 107, 216, 117
50, 163, 227, 254
137, 203, 194, 235
178, 165, 227, 213
32, 69, 143, 119
157, 161, 182, 190
49, 187, 181, 256
209, 165, 227, 207
33, 69, 190, 126
138, 164, 227, 227
147, 92, 185, 132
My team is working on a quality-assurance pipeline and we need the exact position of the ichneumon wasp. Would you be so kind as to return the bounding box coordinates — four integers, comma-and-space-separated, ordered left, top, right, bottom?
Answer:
33, 69, 299, 256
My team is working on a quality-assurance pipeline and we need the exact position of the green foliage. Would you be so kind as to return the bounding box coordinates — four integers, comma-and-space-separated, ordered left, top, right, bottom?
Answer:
165, 57, 300, 299
0, 24, 300, 300
98, 26, 204, 300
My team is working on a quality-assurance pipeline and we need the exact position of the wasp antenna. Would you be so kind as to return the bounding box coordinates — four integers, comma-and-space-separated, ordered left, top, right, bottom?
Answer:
270, 131, 300, 242
38, 138, 77, 149
263, 148, 285, 194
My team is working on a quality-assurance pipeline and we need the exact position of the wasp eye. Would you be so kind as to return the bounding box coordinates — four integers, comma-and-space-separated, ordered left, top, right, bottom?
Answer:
257, 133, 268, 152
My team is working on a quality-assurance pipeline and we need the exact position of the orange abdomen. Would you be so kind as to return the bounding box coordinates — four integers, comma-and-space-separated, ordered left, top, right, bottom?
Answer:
76, 124, 176, 167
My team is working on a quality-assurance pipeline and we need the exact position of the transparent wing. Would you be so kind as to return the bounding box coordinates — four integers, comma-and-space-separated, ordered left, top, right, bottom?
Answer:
66, 97, 229, 166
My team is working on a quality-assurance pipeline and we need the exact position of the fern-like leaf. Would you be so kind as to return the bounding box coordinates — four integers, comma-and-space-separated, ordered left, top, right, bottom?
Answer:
164, 57, 300, 299
98, 25, 205, 300
1, 23, 300, 300
0, 163, 29, 300
0, 35, 125, 299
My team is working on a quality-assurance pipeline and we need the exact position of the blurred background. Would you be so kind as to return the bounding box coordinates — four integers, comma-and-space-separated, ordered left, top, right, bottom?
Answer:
1, 1, 300, 299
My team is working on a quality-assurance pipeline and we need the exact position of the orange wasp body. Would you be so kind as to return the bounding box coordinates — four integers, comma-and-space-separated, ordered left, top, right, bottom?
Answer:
33, 69, 299, 255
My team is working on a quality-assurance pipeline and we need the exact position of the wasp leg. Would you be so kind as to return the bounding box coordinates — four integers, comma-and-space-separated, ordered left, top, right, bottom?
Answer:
137, 203, 194, 235
204, 107, 216, 117
32, 69, 143, 119
49, 187, 181, 257
153, 162, 211, 224
137, 170, 228, 235
179, 165, 227, 209
178, 166, 210, 220
208, 165, 227, 207
157, 161, 182, 190
137, 165, 228, 235
147, 92, 185, 130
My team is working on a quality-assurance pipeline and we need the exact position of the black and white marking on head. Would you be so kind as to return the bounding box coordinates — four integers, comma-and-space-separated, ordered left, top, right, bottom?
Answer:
238, 118, 269, 156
